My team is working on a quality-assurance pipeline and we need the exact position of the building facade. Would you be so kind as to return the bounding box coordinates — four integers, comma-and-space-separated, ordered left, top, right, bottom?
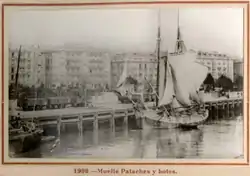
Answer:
43, 49, 89, 89
111, 53, 157, 89
233, 60, 243, 77
9, 46, 46, 88
42, 48, 111, 89
43, 50, 68, 88
196, 50, 235, 82
86, 52, 111, 89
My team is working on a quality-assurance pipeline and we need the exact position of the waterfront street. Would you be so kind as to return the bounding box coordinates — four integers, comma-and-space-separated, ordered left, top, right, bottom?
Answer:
10, 95, 241, 119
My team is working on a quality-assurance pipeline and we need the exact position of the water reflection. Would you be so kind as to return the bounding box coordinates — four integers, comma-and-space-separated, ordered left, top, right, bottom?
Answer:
156, 128, 203, 158
13, 113, 243, 159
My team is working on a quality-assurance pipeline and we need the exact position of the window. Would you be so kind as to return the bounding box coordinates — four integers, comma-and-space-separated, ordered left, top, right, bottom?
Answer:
139, 64, 142, 69
11, 67, 14, 73
11, 75, 14, 80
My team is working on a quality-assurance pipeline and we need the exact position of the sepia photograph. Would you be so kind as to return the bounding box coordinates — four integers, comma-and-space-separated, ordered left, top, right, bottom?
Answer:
4, 3, 245, 162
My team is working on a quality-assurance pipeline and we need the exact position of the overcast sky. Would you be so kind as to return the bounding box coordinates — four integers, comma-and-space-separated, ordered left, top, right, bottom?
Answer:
8, 7, 243, 57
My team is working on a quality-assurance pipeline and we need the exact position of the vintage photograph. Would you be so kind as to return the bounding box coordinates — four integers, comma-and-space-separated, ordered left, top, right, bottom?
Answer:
7, 6, 244, 160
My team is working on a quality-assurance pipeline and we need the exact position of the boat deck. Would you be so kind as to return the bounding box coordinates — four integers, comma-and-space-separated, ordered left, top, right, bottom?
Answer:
142, 109, 209, 129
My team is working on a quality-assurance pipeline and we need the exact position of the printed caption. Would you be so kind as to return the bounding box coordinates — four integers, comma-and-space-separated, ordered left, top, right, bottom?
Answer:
74, 168, 178, 175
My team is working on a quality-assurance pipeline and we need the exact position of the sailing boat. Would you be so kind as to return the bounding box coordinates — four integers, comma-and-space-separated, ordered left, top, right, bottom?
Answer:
135, 10, 209, 129
9, 46, 43, 154
112, 59, 137, 103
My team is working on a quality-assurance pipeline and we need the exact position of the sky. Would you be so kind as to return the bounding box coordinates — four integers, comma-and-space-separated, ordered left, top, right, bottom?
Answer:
7, 7, 243, 57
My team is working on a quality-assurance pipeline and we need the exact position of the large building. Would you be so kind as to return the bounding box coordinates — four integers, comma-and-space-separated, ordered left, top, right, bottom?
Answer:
234, 60, 243, 77
42, 48, 110, 89
43, 50, 68, 88
87, 52, 111, 89
43, 49, 90, 89
110, 53, 157, 89
9, 46, 46, 88
195, 50, 235, 81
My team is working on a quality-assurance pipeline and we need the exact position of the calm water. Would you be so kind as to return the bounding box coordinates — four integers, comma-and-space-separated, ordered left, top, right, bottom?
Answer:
15, 113, 244, 159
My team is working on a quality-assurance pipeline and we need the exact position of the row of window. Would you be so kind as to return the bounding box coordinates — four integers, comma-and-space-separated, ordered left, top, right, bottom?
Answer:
10, 74, 32, 80
11, 58, 31, 64
200, 60, 229, 65
198, 52, 228, 57
11, 51, 34, 58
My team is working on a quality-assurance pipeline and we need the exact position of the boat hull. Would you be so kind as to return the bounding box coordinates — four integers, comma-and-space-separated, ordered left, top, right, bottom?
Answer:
9, 129, 43, 154
137, 109, 209, 129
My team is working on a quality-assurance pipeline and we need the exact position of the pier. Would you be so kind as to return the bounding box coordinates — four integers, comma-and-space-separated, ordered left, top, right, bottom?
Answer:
11, 97, 243, 137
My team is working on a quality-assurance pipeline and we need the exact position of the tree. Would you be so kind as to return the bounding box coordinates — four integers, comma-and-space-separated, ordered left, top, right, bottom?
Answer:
203, 73, 215, 85
215, 75, 233, 91
125, 76, 138, 85
203, 73, 215, 92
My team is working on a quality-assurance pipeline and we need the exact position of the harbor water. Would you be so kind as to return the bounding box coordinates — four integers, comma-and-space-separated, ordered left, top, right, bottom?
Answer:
13, 108, 244, 159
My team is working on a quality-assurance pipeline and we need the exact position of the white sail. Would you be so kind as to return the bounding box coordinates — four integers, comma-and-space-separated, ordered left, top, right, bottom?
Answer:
116, 59, 128, 88
159, 62, 175, 106
189, 61, 208, 103
168, 52, 208, 107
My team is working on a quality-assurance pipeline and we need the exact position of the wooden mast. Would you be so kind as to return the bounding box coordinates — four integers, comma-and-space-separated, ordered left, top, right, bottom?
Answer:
15, 45, 22, 99
156, 9, 161, 106
175, 9, 186, 53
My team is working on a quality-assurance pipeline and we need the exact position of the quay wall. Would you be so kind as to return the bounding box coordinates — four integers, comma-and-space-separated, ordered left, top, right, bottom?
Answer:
10, 97, 243, 137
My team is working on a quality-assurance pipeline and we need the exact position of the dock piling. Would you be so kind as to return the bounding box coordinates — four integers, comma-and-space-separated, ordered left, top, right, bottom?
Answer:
57, 115, 62, 137
93, 113, 99, 145
110, 110, 115, 132
78, 114, 83, 136
216, 103, 219, 120
123, 110, 129, 137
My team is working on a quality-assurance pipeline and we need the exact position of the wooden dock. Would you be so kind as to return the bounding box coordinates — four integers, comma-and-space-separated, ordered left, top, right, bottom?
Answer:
10, 97, 243, 137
